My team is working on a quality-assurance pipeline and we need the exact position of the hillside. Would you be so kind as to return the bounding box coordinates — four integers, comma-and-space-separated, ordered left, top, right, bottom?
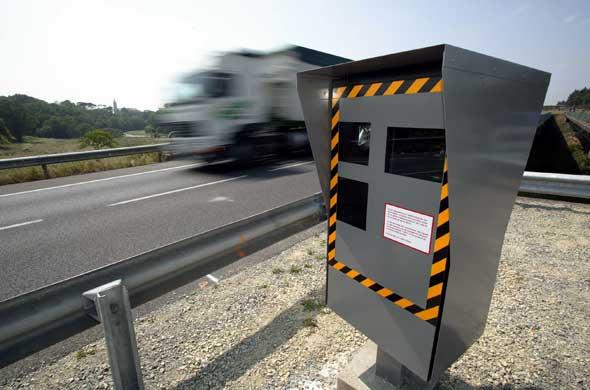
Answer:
0, 94, 158, 143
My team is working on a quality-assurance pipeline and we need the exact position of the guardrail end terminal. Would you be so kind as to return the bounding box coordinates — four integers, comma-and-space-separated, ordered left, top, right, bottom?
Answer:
82, 280, 144, 390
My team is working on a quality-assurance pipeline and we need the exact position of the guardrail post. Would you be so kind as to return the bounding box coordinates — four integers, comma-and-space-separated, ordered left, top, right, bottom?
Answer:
41, 164, 50, 179
83, 280, 144, 390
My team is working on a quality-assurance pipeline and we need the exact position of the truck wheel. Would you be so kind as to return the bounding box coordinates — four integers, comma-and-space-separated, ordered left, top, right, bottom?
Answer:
230, 137, 256, 163
285, 130, 310, 156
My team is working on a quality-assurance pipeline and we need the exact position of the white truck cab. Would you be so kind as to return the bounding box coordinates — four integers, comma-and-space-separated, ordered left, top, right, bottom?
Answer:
159, 46, 350, 162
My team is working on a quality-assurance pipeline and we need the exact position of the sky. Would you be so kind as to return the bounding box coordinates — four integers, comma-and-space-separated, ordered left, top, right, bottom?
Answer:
1, 0, 589, 110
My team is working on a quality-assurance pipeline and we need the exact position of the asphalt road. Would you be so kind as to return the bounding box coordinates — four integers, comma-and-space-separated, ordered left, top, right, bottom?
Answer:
0, 158, 320, 301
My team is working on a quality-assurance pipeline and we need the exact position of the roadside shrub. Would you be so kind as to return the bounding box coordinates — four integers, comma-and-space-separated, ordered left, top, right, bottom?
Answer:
98, 127, 124, 138
80, 129, 118, 149
144, 125, 161, 138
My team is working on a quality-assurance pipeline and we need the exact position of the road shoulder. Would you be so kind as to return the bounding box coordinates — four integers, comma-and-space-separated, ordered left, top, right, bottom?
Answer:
2, 197, 589, 389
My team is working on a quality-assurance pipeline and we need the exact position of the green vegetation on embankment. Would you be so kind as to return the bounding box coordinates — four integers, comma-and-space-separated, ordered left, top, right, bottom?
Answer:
0, 136, 162, 186
526, 113, 589, 175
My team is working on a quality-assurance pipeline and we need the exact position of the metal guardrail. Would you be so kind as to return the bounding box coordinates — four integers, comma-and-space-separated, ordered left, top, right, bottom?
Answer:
0, 143, 169, 176
520, 171, 590, 199
565, 113, 590, 133
0, 193, 325, 369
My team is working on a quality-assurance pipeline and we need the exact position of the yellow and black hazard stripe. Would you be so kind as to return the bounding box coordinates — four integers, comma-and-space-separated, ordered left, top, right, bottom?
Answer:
332, 76, 442, 103
327, 86, 340, 266
425, 160, 450, 317
327, 256, 438, 324
326, 82, 450, 327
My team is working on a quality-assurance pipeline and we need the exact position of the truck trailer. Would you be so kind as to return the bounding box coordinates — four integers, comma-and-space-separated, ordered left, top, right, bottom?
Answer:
158, 45, 350, 163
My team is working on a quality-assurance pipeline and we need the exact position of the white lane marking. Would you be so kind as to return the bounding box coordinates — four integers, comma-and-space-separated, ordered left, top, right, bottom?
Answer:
268, 161, 314, 172
0, 163, 205, 198
0, 219, 43, 231
206, 274, 219, 283
209, 196, 234, 203
108, 175, 247, 206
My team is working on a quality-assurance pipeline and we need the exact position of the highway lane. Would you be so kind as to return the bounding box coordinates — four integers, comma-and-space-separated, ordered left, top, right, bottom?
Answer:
0, 158, 319, 301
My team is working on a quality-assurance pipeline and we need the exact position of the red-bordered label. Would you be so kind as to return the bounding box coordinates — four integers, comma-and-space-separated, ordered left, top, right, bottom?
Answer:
382, 203, 435, 254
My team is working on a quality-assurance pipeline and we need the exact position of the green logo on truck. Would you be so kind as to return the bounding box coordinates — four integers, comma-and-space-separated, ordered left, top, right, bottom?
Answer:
216, 101, 252, 120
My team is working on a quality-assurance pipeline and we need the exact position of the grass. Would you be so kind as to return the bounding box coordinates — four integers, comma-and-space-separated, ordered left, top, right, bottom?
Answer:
304, 263, 312, 269
0, 136, 158, 158
0, 136, 163, 186
75, 348, 96, 360
271, 267, 284, 275
555, 114, 590, 174
0, 153, 162, 186
301, 299, 323, 312
289, 265, 301, 274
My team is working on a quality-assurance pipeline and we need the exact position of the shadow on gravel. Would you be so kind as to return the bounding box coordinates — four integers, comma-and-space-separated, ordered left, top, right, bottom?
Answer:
440, 375, 544, 390
515, 200, 590, 215
174, 287, 324, 390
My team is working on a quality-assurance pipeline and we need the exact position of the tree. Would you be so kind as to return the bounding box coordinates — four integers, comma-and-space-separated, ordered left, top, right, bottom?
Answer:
564, 87, 590, 107
38, 115, 81, 138
76, 102, 96, 110
80, 129, 118, 149
0, 97, 25, 142
0, 118, 14, 144
0, 94, 157, 142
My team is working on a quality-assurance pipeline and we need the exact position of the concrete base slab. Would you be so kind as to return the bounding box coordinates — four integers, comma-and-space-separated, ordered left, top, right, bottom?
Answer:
337, 341, 440, 390
337, 341, 396, 390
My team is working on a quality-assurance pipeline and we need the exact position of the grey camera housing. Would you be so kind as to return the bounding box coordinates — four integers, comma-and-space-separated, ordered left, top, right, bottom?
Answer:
297, 44, 550, 381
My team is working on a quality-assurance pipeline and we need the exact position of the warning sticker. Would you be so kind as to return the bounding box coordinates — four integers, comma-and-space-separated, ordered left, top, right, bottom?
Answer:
383, 204, 434, 254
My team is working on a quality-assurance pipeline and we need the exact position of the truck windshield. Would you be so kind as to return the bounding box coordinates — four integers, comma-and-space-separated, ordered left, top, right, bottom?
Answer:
174, 72, 234, 102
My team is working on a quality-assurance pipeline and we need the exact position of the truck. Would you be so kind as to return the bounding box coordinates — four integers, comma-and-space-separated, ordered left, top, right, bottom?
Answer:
158, 45, 350, 163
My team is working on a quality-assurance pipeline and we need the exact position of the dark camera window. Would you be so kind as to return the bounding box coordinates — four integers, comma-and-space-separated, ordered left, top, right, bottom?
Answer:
337, 177, 368, 230
385, 127, 446, 182
338, 122, 371, 165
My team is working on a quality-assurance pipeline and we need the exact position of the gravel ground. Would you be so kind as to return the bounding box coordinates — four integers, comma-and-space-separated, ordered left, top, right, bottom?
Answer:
2, 196, 589, 389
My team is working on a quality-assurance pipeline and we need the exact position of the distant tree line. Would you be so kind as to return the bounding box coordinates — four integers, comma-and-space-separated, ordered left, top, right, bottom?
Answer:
0, 94, 158, 143
558, 87, 590, 107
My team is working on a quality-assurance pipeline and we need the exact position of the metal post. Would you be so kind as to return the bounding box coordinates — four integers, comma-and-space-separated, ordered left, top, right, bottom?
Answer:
41, 164, 50, 179
375, 347, 439, 390
83, 280, 144, 390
